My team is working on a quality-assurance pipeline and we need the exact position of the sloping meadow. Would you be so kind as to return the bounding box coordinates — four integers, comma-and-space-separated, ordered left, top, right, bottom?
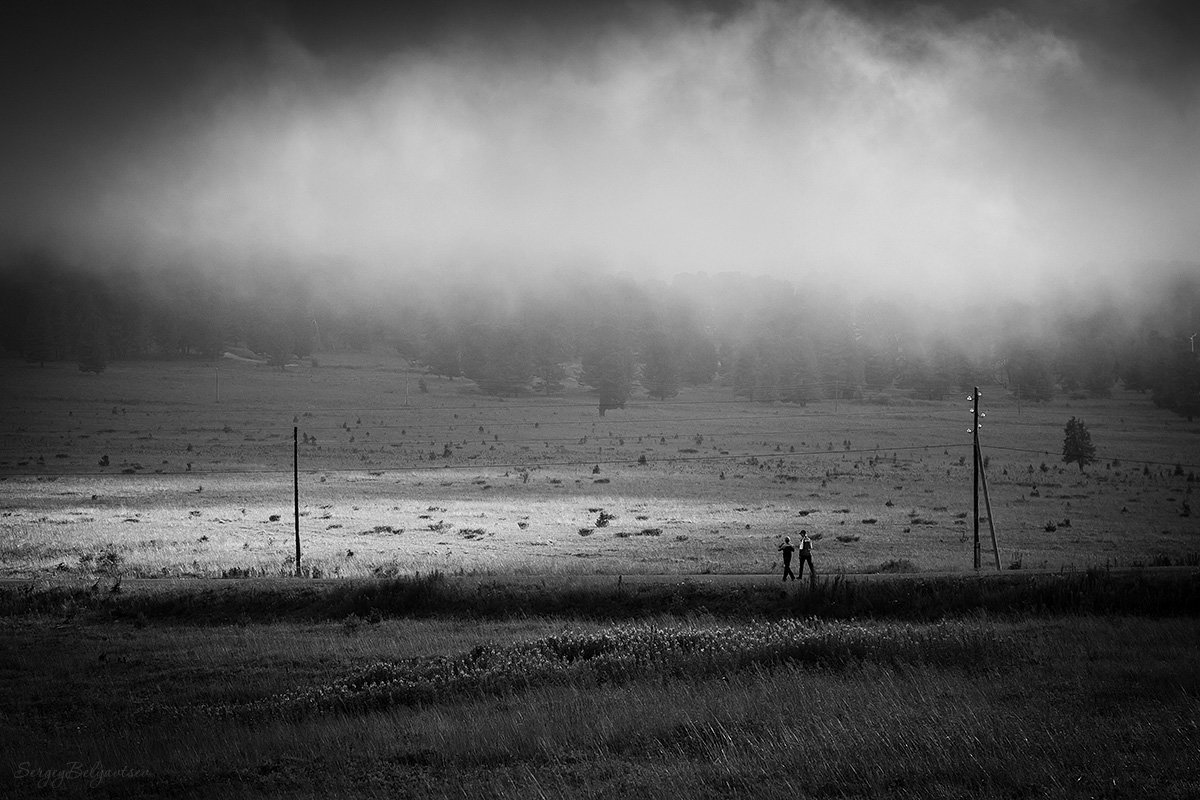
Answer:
4, 608, 1198, 799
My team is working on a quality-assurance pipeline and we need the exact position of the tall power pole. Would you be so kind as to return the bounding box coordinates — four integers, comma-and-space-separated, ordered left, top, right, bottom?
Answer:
971, 387, 981, 571
294, 426, 301, 577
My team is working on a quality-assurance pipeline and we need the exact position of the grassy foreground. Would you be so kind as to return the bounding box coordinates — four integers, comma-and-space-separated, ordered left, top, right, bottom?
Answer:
2, 571, 1199, 799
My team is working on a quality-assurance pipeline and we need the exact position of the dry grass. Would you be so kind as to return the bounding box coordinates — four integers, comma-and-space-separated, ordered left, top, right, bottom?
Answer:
3, 614, 1197, 798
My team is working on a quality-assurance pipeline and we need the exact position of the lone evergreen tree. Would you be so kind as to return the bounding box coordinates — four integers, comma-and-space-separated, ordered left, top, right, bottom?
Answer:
1062, 416, 1096, 471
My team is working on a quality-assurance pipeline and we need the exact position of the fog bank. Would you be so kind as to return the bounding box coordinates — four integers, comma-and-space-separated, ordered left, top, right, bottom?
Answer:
3, 1, 1198, 305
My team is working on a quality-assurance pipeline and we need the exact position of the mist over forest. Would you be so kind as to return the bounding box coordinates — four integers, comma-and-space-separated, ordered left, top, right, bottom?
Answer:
2, 253, 1198, 421
2, 0, 1198, 417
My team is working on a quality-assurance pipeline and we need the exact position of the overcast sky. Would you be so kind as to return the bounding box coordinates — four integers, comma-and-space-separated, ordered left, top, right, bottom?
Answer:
3, 0, 1198, 301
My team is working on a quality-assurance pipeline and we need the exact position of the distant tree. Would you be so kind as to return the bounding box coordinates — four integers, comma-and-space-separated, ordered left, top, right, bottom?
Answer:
1117, 331, 1158, 393
107, 296, 153, 359
904, 357, 951, 401
653, 306, 717, 387
729, 338, 819, 404
730, 346, 757, 399
1061, 417, 1096, 471
246, 311, 293, 367
532, 359, 566, 395
734, 342, 784, 402
1082, 369, 1116, 398
20, 306, 55, 366
1058, 343, 1117, 398
581, 326, 634, 416
460, 324, 533, 396
1150, 349, 1200, 421
76, 304, 109, 374
171, 282, 229, 358
1006, 347, 1055, 402
101, 267, 154, 358
419, 321, 462, 378
779, 343, 822, 405
1055, 307, 1122, 398
924, 339, 980, 396
150, 305, 183, 356
341, 316, 374, 352
679, 335, 718, 385
528, 323, 569, 395
818, 322, 866, 397
862, 344, 900, 388
640, 332, 680, 400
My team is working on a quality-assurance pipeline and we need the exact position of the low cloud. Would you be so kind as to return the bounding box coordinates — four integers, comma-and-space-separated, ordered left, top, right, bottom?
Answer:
6, 1, 1199, 302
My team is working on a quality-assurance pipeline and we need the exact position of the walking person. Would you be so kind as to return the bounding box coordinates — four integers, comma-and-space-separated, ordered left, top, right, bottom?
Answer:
778, 536, 797, 581
797, 530, 815, 581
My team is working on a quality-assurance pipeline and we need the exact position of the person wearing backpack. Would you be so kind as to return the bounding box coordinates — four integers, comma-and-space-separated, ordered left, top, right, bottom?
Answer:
797, 530, 815, 581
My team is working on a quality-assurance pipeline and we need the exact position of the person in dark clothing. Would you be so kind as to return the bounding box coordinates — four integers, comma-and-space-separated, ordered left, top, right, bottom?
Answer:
778, 536, 796, 581
797, 530, 815, 581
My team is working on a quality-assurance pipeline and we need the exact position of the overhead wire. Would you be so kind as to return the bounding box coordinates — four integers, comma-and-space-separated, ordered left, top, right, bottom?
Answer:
0, 443, 961, 479
1, 404, 976, 437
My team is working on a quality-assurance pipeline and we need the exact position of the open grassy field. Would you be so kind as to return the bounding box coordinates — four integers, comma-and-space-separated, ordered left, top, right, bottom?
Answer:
2, 351, 1197, 579
2, 353, 1199, 798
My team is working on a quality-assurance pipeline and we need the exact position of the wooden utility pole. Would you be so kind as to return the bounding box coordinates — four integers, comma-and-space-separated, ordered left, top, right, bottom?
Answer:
294, 426, 301, 577
972, 387, 981, 571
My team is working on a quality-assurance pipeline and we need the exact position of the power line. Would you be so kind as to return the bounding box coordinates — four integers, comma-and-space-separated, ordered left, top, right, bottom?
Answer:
0, 379, 978, 417
6, 438, 1197, 478
983, 444, 1200, 471
0, 412, 973, 438
0, 443, 959, 479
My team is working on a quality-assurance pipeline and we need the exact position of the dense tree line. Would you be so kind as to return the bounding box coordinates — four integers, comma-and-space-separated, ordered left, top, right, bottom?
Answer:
0, 256, 371, 369
1, 254, 1197, 420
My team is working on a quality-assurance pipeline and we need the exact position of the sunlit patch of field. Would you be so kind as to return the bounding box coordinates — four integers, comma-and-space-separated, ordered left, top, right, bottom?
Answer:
2, 353, 1198, 580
